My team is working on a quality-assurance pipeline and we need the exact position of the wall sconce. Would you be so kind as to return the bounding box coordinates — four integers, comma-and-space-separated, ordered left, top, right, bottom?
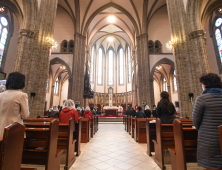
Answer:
166, 38, 178, 51
0, 7, 5, 12
60, 65, 66, 69
46, 37, 58, 50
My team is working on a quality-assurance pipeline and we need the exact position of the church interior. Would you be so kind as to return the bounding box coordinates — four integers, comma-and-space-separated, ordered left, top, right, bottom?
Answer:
0, 0, 222, 170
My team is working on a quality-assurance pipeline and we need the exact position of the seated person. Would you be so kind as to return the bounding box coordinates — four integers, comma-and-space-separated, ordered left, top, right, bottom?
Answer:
152, 105, 157, 118
136, 106, 146, 118
90, 106, 96, 116
48, 105, 59, 118
144, 105, 152, 118
77, 107, 81, 118
84, 106, 93, 119
59, 99, 79, 124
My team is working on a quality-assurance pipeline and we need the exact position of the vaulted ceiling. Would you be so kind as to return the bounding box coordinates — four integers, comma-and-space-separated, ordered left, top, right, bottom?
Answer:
58, 0, 166, 50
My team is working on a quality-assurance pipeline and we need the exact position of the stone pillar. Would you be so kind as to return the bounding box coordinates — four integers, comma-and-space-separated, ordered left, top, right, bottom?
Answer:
14, 0, 58, 117
70, 33, 86, 107
166, 0, 210, 118
49, 85, 55, 108
136, 34, 152, 108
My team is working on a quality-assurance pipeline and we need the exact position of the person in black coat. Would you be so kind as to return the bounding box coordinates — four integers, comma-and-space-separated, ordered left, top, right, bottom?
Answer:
136, 106, 146, 118
152, 105, 157, 118
132, 108, 136, 117
156, 91, 176, 124
144, 105, 152, 118
90, 106, 96, 116
125, 105, 133, 116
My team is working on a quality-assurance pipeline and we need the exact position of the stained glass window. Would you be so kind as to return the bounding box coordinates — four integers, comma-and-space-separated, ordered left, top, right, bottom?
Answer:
163, 77, 168, 92
54, 77, 59, 94
0, 17, 8, 68
98, 48, 103, 85
108, 50, 114, 85
119, 48, 124, 85
215, 17, 222, 63
90, 46, 94, 82
173, 70, 177, 91
127, 46, 131, 83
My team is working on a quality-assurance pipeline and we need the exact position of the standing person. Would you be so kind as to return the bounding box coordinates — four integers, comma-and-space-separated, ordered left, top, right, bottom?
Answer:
90, 106, 96, 116
49, 105, 60, 118
59, 99, 79, 124
125, 105, 133, 116
152, 105, 157, 118
144, 105, 152, 118
0, 72, 30, 137
136, 106, 146, 118
156, 91, 176, 124
81, 107, 85, 117
84, 106, 93, 118
192, 73, 222, 169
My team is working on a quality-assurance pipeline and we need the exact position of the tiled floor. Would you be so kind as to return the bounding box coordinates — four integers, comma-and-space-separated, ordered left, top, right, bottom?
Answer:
23, 123, 204, 170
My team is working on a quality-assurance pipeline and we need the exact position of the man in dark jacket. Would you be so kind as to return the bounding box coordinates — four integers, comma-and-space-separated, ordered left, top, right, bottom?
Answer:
90, 106, 96, 116
132, 108, 136, 117
152, 105, 157, 118
136, 106, 146, 118
125, 105, 133, 116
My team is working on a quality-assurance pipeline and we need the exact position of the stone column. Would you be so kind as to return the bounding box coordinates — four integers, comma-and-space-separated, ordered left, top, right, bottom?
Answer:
136, 34, 152, 108
166, 0, 211, 118
70, 33, 86, 107
49, 85, 55, 108
14, 0, 58, 117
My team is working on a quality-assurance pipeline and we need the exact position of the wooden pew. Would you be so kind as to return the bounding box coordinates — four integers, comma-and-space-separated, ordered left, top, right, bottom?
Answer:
24, 118, 59, 122
96, 115, 99, 131
73, 118, 82, 156
125, 116, 127, 131
81, 118, 90, 143
0, 122, 36, 170
168, 119, 198, 170
131, 117, 135, 138
137, 118, 147, 143
153, 119, 194, 170
128, 116, 132, 135
22, 120, 63, 170
146, 118, 156, 156
24, 119, 77, 170
134, 117, 137, 142
90, 117, 95, 138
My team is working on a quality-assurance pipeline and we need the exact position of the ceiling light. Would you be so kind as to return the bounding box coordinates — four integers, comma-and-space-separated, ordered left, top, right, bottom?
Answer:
108, 37, 113, 42
63, 66, 66, 69
108, 16, 115, 23
156, 66, 162, 70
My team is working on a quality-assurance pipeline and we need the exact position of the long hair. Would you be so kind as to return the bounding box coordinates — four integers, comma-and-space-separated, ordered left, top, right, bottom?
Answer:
161, 91, 171, 113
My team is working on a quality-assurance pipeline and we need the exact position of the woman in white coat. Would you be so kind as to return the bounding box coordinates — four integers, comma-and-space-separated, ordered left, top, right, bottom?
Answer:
0, 72, 30, 137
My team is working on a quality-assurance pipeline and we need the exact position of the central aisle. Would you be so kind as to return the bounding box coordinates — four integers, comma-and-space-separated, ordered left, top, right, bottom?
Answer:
71, 123, 161, 170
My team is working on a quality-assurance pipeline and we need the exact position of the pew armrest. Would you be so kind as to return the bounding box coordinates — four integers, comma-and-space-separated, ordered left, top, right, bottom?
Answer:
168, 148, 176, 155
21, 168, 37, 170
56, 149, 64, 157
72, 139, 76, 144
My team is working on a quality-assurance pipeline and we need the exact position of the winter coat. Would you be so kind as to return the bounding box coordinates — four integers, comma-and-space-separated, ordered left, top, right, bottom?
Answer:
136, 110, 146, 118
156, 99, 176, 124
84, 110, 93, 119
192, 93, 222, 169
152, 109, 157, 118
144, 109, 152, 118
125, 109, 133, 116
59, 108, 79, 124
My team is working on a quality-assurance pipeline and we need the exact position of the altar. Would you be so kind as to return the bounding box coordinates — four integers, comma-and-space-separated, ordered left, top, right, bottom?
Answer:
103, 106, 123, 116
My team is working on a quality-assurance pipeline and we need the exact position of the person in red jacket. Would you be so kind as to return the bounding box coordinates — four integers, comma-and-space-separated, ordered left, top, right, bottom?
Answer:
59, 99, 79, 124
83, 106, 93, 119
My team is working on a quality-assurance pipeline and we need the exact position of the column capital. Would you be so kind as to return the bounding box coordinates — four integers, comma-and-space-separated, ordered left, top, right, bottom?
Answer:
19, 29, 35, 38
189, 30, 205, 40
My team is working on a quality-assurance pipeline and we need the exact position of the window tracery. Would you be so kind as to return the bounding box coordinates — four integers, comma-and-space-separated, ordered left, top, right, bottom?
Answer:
127, 46, 131, 83
97, 48, 103, 85
173, 70, 177, 92
61, 40, 68, 52
163, 77, 168, 92
119, 48, 124, 85
68, 40, 74, 52
54, 77, 59, 94
108, 49, 114, 85
148, 40, 154, 54
215, 17, 222, 63
154, 40, 162, 53
90, 46, 94, 82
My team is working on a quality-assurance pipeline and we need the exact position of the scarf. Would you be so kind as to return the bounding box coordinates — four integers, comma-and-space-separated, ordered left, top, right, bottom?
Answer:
201, 88, 222, 97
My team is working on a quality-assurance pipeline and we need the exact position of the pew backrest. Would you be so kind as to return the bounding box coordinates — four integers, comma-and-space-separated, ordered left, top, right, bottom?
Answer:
218, 125, 222, 155
0, 122, 25, 170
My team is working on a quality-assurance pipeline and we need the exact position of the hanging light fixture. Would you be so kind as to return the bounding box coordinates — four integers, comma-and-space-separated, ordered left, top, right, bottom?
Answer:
166, 38, 178, 51
219, 8, 222, 14
108, 37, 114, 42
156, 66, 162, 70
108, 16, 115, 23
46, 37, 58, 50
0, 7, 5, 13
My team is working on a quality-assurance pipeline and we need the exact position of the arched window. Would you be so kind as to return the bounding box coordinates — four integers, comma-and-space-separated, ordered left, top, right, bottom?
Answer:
61, 40, 68, 52
173, 70, 177, 91
127, 46, 131, 83
148, 40, 154, 54
119, 48, 124, 85
154, 40, 162, 53
163, 77, 168, 92
90, 46, 94, 82
214, 17, 222, 63
54, 77, 59, 94
108, 49, 114, 85
0, 16, 9, 68
68, 40, 74, 52
97, 48, 103, 85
